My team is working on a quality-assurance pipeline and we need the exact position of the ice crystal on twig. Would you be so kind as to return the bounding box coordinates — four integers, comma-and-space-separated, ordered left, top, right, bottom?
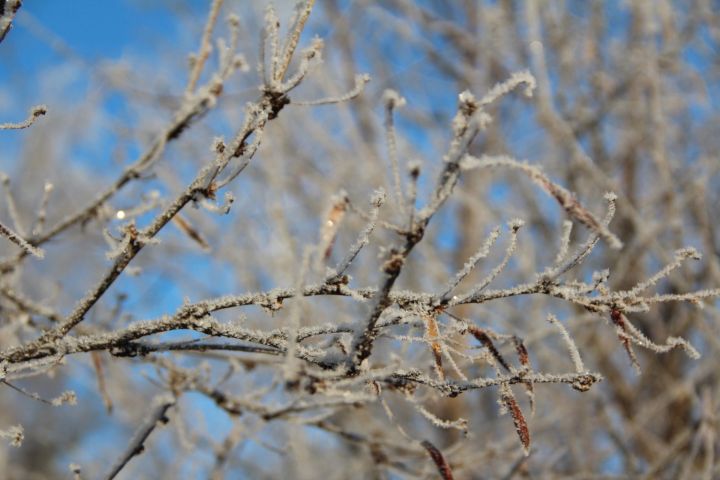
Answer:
0, 425, 23, 447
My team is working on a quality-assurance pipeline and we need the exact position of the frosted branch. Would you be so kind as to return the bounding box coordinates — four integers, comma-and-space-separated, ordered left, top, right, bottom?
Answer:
0, 105, 46, 130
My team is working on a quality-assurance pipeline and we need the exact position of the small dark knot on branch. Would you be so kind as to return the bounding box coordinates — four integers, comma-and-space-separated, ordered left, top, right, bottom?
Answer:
571, 373, 600, 392
381, 249, 404, 274
263, 89, 291, 120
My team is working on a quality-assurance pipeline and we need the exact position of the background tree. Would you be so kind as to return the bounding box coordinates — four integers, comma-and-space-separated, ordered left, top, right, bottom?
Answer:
0, 1, 718, 478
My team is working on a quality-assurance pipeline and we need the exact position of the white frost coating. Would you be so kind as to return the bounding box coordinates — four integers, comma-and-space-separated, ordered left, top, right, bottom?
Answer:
547, 314, 585, 373
478, 70, 537, 107
0, 425, 23, 447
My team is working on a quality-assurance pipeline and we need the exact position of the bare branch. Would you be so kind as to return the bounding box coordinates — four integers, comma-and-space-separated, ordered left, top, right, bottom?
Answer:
104, 395, 175, 480
0, 105, 46, 130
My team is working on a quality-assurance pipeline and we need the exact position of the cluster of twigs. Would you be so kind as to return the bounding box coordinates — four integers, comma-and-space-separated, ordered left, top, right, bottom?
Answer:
0, 1, 718, 478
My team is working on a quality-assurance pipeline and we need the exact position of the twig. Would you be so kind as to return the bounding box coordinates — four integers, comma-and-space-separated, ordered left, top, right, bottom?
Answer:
119, 340, 284, 356
0, 0, 22, 44
461, 155, 622, 249
383, 89, 406, 213
104, 395, 175, 480
0, 220, 44, 258
439, 225, 501, 303
185, 0, 224, 96
274, 0, 316, 83
0, 105, 46, 130
326, 190, 385, 282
